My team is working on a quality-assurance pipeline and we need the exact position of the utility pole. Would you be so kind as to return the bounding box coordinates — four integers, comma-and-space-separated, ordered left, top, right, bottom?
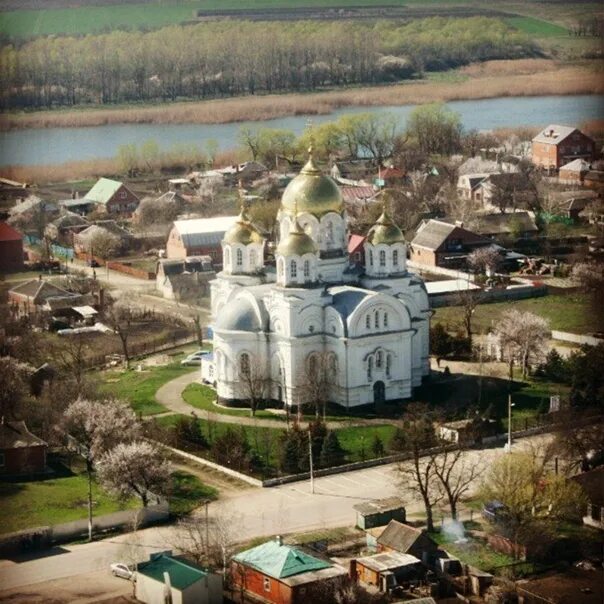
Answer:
308, 429, 314, 494
507, 393, 514, 453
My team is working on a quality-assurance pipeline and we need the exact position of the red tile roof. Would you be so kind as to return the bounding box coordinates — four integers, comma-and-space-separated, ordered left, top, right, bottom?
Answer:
348, 234, 366, 255
0, 222, 22, 242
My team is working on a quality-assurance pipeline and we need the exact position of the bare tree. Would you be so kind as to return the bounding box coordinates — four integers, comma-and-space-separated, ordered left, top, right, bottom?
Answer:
494, 310, 550, 379
572, 261, 604, 331
192, 314, 204, 348
298, 352, 335, 419
97, 441, 171, 507
432, 445, 484, 519
0, 356, 33, 419
106, 303, 135, 368
238, 354, 269, 417
62, 398, 140, 540
455, 287, 481, 348
50, 333, 90, 393
397, 403, 442, 532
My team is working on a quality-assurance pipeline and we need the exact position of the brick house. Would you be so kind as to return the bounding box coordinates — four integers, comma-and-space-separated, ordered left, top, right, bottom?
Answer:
231, 537, 347, 604
531, 125, 596, 172
410, 219, 491, 268
83, 178, 140, 215
0, 420, 48, 476
558, 158, 591, 184
0, 222, 24, 272
166, 216, 238, 262
9, 279, 83, 316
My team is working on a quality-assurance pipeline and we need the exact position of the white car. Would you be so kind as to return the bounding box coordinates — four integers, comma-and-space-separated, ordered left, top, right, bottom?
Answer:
110, 562, 135, 581
180, 350, 208, 366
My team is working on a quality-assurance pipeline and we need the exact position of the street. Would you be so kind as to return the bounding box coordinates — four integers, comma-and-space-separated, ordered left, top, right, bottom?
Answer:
0, 434, 550, 593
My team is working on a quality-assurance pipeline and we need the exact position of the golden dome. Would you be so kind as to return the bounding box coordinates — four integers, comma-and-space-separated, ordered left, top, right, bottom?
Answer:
367, 210, 405, 245
223, 208, 264, 246
276, 216, 317, 257
281, 152, 343, 217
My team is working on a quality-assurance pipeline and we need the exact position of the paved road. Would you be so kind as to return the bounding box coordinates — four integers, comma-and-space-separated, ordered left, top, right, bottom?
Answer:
0, 434, 550, 591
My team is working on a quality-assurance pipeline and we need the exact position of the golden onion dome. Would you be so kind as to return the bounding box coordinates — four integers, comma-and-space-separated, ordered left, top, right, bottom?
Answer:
281, 151, 343, 217
367, 210, 405, 246
223, 208, 264, 246
276, 216, 317, 257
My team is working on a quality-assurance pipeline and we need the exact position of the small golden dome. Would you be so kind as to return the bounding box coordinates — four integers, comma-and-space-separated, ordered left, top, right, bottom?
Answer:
223, 209, 264, 246
276, 217, 317, 257
281, 151, 343, 218
367, 210, 405, 245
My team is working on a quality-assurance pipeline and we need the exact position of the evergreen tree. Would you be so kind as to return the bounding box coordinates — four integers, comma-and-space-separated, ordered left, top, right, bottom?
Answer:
371, 433, 385, 458
319, 431, 346, 468
279, 430, 302, 474
390, 427, 407, 452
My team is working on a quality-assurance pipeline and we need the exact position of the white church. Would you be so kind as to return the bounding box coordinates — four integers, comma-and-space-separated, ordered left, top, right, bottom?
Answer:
206, 149, 430, 409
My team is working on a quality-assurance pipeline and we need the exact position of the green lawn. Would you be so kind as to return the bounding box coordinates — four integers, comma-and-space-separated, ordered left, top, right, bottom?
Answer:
433, 293, 592, 335
169, 470, 218, 516
0, 465, 135, 535
505, 16, 568, 37
101, 362, 197, 416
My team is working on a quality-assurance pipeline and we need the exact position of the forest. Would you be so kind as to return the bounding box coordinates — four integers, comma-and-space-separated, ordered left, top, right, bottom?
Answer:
0, 17, 538, 110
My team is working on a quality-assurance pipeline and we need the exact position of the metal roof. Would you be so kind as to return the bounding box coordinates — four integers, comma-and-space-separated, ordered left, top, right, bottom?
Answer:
411, 220, 457, 250
84, 178, 125, 205
532, 124, 578, 145
560, 158, 591, 172
233, 539, 331, 579
214, 297, 263, 332
330, 286, 372, 320
425, 279, 480, 295
354, 497, 405, 516
356, 551, 421, 572
377, 520, 436, 554
173, 216, 238, 248
137, 554, 207, 590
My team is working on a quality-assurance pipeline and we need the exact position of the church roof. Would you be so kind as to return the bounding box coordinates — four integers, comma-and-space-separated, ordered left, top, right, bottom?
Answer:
276, 216, 317, 257
330, 287, 372, 320
213, 296, 264, 332
223, 208, 264, 246
367, 210, 405, 246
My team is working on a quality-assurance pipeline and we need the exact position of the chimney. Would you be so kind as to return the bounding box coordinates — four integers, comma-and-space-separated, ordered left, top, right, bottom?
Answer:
163, 571, 172, 601
276, 535, 282, 546
549, 129, 554, 137
455, 221, 464, 228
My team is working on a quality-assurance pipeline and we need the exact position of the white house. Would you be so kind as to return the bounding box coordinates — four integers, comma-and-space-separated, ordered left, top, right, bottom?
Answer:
206, 147, 430, 409
135, 553, 222, 604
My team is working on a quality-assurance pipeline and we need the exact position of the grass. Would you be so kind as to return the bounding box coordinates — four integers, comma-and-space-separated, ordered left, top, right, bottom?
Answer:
505, 16, 568, 37
336, 424, 398, 462
100, 362, 197, 416
433, 293, 593, 335
0, 461, 135, 535
169, 470, 218, 516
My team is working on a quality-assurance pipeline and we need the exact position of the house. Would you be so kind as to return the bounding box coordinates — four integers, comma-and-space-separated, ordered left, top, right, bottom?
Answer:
0, 419, 48, 476
0, 222, 24, 272
410, 219, 491, 268
531, 125, 596, 171
45, 212, 89, 245
83, 178, 140, 215
231, 537, 348, 604
166, 216, 238, 262
9, 195, 59, 221
57, 197, 97, 216
546, 190, 599, 221
340, 185, 379, 207
131, 191, 187, 226
354, 497, 406, 530
377, 520, 439, 564
190, 161, 267, 185
156, 256, 216, 301
377, 166, 405, 187
348, 234, 366, 266
73, 221, 132, 256
571, 467, 604, 529
135, 552, 222, 604
472, 211, 539, 240
558, 158, 591, 183
457, 173, 490, 202
9, 279, 83, 316
353, 551, 425, 591
437, 419, 480, 445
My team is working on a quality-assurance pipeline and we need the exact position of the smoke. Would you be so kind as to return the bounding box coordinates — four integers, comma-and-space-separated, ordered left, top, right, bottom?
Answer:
442, 518, 467, 543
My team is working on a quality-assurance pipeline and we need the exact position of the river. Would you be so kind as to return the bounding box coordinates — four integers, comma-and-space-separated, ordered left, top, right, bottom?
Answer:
1, 94, 603, 167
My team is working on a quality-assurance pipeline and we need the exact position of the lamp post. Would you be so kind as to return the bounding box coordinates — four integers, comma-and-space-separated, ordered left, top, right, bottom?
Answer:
507, 394, 515, 453
308, 427, 314, 494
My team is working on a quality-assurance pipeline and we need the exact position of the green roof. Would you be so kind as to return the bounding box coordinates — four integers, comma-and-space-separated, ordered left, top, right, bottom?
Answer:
137, 555, 207, 590
233, 539, 331, 579
84, 178, 123, 205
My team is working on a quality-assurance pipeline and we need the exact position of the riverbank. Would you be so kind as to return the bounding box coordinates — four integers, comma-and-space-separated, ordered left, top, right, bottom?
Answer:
1, 59, 602, 132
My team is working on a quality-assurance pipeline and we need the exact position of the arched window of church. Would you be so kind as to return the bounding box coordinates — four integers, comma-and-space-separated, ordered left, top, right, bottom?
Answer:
379, 250, 386, 267
369, 250, 374, 266
290, 260, 297, 278
224, 248, 231, 268
240, 352, 250, 376
236, 248, 243, 267
393, 250, 398, 266
303, 260, 310, 278
366, 314, 370, 329
386, 354, 392, 377
249, 249, 257, 268
367, 357, 373, 381
375, 312, 379, 329
326, 221, 334, 244
376, 350, 383, 369
308, 354, 318, 376
384, 312, 389, 328
329, 354, 337, 379
278, 258, 284, 278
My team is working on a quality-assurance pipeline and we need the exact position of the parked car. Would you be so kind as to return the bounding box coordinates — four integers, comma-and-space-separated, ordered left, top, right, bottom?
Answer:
180, 350, 208, 366
110, 562, 135, 580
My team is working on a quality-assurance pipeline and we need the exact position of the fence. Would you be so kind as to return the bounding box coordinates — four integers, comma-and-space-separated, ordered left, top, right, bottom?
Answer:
0, 498, 169, 557
551, 330, 601, 346
74, 251, 156, 280
24, 234, 74, 259
430, 282, 547, 308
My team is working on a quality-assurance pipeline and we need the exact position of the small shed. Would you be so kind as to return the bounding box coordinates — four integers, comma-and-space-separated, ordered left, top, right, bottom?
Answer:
354, 497, 406, 530
353, 551, 424, 591
135, 553, 222, 604
377, 520, 439, 565
0, 420, 48, 476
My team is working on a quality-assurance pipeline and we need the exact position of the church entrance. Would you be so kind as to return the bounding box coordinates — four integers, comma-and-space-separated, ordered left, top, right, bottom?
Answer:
373, 381, 386, 404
